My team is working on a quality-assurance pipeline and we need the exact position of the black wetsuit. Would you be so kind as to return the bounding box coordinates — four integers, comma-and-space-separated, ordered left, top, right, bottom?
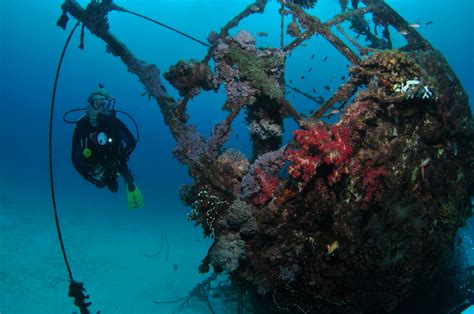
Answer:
72, 113, 136, 192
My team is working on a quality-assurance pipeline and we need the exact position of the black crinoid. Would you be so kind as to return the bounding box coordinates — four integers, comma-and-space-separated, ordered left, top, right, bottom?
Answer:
290, 0, 317, 9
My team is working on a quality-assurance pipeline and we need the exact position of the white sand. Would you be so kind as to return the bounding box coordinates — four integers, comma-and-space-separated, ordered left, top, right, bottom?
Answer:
0, 192, 224, 313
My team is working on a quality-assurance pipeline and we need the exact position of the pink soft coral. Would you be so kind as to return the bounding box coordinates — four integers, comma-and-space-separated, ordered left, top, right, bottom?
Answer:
252, 167, 279, 205
285, 124, 353, 184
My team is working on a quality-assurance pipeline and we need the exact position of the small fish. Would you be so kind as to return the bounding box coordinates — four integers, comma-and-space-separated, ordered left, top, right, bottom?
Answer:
419, 158, 431, 168
409, 23, 420, 28
425, 21, 434, 25
323, 56, 328, 62
341, 76, 346, 80
309, 110, 314, 114
307, 67, 312, 73
173, 264, 178, 271
289, 80, 293, 83
301, 75, 305, 80
419, 158, 431, 180
250, 5, 260, 12
301, 43, 307, 47
292, 94, 296, 98
355, 34, 360, 39
256, 31, 268, 37
311, 54, 315, 59
312, 88, 317, 93
323, 85, 331, 91
323, 109, 340, 118
398, 30, 408, 35
235, 134, 239, 140
315, 96, 325, 104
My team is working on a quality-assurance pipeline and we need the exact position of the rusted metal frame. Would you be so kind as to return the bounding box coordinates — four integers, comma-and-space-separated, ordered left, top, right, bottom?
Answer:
335, 24, 371, 56
203, 0, 269, 64
278, 97, 305, 128
176, 95, 191, 123
60, 0, 183, 139
282, 30, 312, 52
195, 0, 269, 131
177, 0, 270, 160
310, 79, 359, 120
325, 6, 373, 27
153, 0, 268, 122
280, 0, 361, 65
285, 84, 323, 106
361, 0, 432, 51
203, 103, 243, 168
224, 103, 244, 126
280, 3, 285, 50
219, 0, 269, 38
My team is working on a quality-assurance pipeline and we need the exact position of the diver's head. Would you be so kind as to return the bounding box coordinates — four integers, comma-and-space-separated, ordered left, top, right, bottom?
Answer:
86, 87, 115, 127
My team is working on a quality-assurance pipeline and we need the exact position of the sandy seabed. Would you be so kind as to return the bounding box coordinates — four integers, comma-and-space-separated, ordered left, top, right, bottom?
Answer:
0, 188, 236, 314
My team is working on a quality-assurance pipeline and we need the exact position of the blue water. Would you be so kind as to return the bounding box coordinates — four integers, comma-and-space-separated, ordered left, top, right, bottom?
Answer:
0, 0, 473, 313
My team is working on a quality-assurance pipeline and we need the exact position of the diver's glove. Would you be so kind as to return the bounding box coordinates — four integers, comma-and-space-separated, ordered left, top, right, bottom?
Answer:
84, 165, 106, 187
103, 160, 119, 173
91, 165, 105, 181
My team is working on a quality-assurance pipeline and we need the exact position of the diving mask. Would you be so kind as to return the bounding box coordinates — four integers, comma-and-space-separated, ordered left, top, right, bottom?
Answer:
91, 97, 115, 111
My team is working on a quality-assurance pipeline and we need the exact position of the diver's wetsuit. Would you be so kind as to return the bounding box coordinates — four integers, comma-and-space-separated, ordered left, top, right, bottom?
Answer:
72, 113, 136, 192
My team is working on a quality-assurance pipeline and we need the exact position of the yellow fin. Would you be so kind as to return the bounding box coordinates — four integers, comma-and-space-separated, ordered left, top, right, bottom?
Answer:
127, 185, 144, 209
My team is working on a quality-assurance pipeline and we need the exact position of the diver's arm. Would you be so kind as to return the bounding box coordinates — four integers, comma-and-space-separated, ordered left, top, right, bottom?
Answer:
116, 118, 136, 159
72, 126, 92, 181
113, 118, 137, 190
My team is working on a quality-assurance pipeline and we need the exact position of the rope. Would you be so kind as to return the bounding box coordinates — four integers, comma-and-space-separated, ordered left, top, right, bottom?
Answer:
115, 7, 210, 48
49, 20, 79, 283
50, 6, 208, 312
50, 21, 92, 314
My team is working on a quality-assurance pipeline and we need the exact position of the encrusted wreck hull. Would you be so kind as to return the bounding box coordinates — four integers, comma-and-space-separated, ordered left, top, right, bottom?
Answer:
59, 0, 473, 312
204, 48, 472, 313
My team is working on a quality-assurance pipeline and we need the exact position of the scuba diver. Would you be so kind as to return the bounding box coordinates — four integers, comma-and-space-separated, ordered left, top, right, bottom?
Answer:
71, 86, 144, 209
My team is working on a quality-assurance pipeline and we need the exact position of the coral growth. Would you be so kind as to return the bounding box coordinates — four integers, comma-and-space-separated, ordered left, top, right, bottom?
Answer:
164, 60, 214, 97
290, 0, 318, 9
241, 148, 285, 205
285, 124, 353, 184
359, 162, 388, 208
251, 167, 280, 205
217, 199, 257, 237
210, 233, 246, 272
212, 30, 285, 107
173, 125, 205, 167
248, 118, 283, 140
187, 188, 229, 237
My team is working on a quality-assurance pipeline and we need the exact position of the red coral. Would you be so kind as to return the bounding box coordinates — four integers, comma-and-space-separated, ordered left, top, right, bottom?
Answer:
360, 164, 387, 208
252, 167, 279, 205
285, 124, 353, 184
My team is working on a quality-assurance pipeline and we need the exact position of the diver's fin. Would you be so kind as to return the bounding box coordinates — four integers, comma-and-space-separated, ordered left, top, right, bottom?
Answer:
127, 185, 144, 209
